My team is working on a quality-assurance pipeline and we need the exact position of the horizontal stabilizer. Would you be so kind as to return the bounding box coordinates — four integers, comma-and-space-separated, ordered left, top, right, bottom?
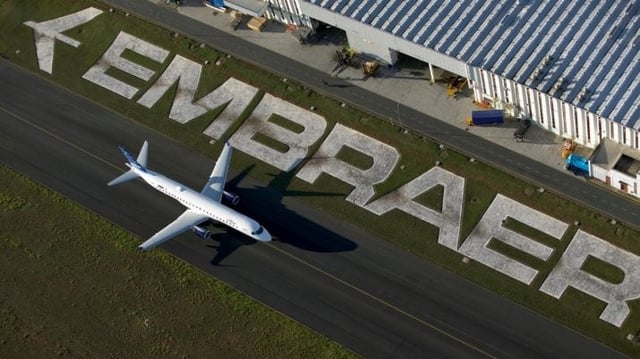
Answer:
107, 169, 140, 186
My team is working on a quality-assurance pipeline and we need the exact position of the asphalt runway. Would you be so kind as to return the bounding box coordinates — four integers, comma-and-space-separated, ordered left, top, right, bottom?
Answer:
0, 58, 627, 358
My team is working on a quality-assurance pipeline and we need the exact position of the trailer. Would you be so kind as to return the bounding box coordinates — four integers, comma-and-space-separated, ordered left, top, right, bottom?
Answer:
466, 110, 504, 126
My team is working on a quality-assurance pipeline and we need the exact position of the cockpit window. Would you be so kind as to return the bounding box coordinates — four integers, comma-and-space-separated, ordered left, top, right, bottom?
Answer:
252, 226, 264, 235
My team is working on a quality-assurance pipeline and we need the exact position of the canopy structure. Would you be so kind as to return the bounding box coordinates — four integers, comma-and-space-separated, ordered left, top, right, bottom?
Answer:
216, 0, 267, 17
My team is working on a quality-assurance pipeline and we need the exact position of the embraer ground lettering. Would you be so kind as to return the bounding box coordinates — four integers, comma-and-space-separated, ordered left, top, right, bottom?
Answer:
364, 166, 464, 250
230, 93, 327, 171
25, 7, 103, 74
540, 231, 640, 327
458, 194, 567, 285
138, 54, 259, 138
25, 8, 640, 328
83, 31, 170, 99
296, 123, 399, 206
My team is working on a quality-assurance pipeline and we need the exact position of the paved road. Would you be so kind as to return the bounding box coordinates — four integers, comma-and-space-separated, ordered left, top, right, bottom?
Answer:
102, 0, 640, 232
0, 58, 626, 358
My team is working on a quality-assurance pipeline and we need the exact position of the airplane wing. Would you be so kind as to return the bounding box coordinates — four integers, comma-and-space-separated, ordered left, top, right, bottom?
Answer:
139, 209, 209, 251
200, 142, 233, 202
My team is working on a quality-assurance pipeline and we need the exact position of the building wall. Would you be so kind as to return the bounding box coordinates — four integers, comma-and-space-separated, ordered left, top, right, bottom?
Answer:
468, 66, 640, 151
591, 164, 609, 183
264, 0, 312, 27
611, 170, 638, 196
590, 163, 640, 197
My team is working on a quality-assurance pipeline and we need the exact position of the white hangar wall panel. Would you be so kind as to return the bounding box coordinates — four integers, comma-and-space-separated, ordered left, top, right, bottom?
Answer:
300, 1, 392, 62
265, 0, 312, 27
590, 164, 608, 184
468, 65, 640, 150
300, 1, 467, 75
610, 170, 639, 196
344, 29, 399, 65
610, 122, 622, 144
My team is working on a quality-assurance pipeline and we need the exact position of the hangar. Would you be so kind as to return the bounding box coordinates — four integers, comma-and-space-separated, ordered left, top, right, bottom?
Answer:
296, 1, 640, 151
236, 1, 640, 195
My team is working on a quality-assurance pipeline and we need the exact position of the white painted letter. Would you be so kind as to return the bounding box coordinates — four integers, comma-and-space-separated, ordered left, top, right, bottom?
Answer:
297, 123, 399, 207
229, 94, 326, 171
364, 167, 465, 249
138, 56, 259, 136
83, 32, 169, 99
540, 230, 640, 327
24, 7, 103, 74
458, 194, 568, 285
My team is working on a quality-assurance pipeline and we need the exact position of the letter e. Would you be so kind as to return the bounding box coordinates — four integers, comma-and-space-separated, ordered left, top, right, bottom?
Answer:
540, 230, 640, 327
459, 194, 567, 284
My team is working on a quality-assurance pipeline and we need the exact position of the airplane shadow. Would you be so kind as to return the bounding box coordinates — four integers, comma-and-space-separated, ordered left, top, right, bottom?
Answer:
205, 235, 255, 267
207, 164, 358, 265
192, 222, 256, 266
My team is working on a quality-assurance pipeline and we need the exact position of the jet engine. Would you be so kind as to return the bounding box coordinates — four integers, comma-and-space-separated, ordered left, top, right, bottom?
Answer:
223, 190, 240, 206
191, 225, 213, 240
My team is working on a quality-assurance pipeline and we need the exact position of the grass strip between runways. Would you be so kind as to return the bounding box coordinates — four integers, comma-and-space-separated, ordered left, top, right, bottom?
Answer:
0, 164, 354, 359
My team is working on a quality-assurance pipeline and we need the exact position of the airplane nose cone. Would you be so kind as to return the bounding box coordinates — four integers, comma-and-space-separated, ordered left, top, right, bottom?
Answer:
251, 225, 271, 242
260, 229, 272, 242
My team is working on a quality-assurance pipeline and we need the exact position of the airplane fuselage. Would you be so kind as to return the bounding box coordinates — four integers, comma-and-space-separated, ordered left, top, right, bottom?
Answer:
129, 164, 270, 242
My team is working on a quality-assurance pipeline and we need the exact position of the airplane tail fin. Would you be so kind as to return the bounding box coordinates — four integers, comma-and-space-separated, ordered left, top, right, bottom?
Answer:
120, 141, 148, 170
107, 141, 149, 186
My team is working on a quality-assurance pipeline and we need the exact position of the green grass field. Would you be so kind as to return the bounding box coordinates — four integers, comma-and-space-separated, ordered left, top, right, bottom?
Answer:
1, 0, 640, 356
0, 164, 353, 358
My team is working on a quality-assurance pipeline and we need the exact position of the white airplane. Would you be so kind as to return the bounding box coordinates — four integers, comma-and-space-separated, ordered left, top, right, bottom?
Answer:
107, 141, 271, 250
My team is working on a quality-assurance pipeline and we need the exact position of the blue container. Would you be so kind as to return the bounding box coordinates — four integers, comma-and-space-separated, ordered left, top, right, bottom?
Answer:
565, 154, 590, 176
471, 110, 504, 125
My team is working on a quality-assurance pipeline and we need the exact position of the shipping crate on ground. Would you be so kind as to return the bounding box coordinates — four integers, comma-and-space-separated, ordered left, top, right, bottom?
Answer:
248, 17, 267, 32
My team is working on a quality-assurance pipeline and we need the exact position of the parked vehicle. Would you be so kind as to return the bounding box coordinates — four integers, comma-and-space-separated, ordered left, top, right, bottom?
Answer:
513, 119, 531, 141
565, 153, 590, 176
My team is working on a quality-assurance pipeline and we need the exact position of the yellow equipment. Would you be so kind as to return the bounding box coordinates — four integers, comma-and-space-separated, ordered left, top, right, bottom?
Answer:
362, 61, 379, 76
561, 139, 575, 159
447, 76, 467, 97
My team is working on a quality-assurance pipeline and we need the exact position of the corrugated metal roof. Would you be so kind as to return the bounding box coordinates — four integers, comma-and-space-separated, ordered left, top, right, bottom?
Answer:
304, 0, 640, 128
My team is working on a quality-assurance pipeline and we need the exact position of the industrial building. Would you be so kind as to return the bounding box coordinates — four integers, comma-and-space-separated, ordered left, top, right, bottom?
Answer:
215, 1, 640, 196
591, 139, 640, 197
299, 1, 640, 149
209, 0, 313, 27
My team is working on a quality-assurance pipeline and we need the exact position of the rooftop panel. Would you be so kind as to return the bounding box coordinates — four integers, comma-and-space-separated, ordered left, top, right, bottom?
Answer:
304, 0, 640, 127
378, 1, 412, 31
